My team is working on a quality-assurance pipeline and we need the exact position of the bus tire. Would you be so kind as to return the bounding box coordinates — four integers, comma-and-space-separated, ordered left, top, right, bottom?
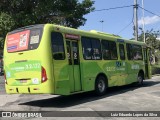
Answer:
137, 72, 144, 86
95, 76, 107, 96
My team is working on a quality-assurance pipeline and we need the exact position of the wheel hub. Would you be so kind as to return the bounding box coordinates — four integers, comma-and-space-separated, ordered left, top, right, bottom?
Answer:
98, 80, 105, 92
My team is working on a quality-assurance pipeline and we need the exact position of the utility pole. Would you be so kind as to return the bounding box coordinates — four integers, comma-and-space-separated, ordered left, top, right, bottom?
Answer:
134, 0, 138, 41
142, 0, 145, 43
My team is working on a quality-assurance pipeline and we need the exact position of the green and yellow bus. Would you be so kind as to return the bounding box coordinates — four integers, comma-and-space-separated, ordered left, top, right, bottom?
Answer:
3, 24, 151, 95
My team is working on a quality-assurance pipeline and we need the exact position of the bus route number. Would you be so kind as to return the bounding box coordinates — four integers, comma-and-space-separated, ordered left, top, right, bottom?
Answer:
106, 67, 116, 71
25, 63, 41, 70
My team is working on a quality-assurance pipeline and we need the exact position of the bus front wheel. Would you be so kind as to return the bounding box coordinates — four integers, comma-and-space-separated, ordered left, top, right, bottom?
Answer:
95, 76, 107, 96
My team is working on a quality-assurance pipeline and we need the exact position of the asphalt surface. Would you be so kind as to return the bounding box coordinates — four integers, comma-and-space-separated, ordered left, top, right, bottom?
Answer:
0, 76, 160, 120
0, 76, 5, 94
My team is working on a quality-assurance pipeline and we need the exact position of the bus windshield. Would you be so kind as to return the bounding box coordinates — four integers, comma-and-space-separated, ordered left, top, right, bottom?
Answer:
7, 28, 43, 53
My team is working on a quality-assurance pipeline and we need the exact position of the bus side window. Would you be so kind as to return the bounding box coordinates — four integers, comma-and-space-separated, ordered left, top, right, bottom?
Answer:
102, 40, 118, 60
109, 41, 118, 60
127, 44, 133, 60
91, 39, 101, 60
102, 40, 110, 60
51, 32, 65, 60
133, 45, 143, 60
127, 43, 143, 60
82, 37, 101, 60
81, 37, 92, 60
119, 44, 125, 60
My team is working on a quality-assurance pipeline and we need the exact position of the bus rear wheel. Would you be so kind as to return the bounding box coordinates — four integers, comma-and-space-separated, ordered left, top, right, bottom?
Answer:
137, 73, 144, 86
95, 76, 107, 96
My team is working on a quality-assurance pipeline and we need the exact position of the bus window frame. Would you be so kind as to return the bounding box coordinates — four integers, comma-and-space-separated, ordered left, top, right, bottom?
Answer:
7, 28, 43, 53
119, 43, 126, 60
51, 32, 66, 60
81, 36, 102, 60
126, 43, 143, 61
101, 40, 118, 60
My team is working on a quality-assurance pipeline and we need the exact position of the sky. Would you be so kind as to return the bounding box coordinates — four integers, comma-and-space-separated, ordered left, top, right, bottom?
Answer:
78, 0, 160, 39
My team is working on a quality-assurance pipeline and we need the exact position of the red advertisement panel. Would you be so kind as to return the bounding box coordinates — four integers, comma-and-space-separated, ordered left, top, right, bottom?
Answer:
7, 30, 30, 52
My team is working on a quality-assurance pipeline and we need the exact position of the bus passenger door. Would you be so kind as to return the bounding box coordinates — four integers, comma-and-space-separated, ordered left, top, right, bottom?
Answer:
118, 43, 128, 85
145, 48, 152, 79
66, 40, 81, 92
143, 48, 148, 78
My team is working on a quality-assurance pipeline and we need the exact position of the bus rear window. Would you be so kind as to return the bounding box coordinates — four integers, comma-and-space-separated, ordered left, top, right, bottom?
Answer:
7, 28, 42, 52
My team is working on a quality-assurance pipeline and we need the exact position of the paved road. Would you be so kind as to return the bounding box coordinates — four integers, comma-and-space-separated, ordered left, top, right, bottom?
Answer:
0, 76, 160, 120
0, 76, 5, 94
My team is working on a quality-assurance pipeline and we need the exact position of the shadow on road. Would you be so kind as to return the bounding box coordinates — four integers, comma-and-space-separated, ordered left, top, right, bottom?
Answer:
20, 80, 160, 108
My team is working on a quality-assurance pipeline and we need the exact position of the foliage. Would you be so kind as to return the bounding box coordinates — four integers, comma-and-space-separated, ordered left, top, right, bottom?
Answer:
0, 0, 94, 28
0, 12, 16, 49
0, 12, 15, 37
138, 28, 160, 50
0, 0, 95, 49
138, 28, 160, 65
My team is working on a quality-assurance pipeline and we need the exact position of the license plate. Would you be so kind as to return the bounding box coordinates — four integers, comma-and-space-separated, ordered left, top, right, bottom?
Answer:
20, 80, 27, 83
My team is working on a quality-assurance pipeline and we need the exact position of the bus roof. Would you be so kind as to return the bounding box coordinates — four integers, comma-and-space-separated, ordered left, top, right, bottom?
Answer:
7, 23, 146, 46
8, 24, 44, 35
47, 24, 146, 46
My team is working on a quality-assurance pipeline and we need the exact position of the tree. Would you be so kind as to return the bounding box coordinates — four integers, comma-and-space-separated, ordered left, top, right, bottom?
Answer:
138, 28, 160, 64
0, 0, 94, 29
0, 12, 15, 49
138, 28, 160, 50
0, 0, 94, 49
